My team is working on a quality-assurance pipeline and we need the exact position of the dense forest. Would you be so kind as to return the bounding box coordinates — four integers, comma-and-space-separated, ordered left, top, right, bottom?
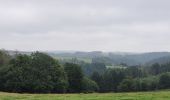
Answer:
0, 50, 170, 93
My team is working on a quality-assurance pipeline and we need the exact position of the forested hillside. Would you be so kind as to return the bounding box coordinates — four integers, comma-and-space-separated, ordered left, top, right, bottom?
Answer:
1, 50, 170, 93
49, 51, 170, 66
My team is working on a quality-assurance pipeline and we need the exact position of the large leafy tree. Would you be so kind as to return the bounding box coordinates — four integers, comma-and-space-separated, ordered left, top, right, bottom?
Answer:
31, 52, 68, 93
4, 54, 32, 92
103, 68, 125, 92
2, 52, 68, 93
91, 71, 104, 92
64, 63, 84, 93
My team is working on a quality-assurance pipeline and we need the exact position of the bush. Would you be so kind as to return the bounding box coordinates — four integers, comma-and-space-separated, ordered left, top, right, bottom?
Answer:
159, 72, 170, 89
118, 77, 134, 92
82, 77, 99, 93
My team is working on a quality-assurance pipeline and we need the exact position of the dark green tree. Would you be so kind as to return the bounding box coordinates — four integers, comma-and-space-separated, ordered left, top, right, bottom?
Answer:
1, 52, 68, 93
30, 52, 68, 93
64, 63, 84, 93
91, 71, 104, 92
82, 77, 99, 93
118, 77, 134, 92
4, 54, 32, 92
159, 72, 170, 89
103, 68, 125, 92
150, 63, 161, 75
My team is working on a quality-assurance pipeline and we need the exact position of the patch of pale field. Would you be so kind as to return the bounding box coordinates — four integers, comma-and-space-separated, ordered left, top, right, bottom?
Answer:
0, 91, 170, 100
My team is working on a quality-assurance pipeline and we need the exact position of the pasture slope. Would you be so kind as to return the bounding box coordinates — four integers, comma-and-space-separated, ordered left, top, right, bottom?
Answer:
0, 91, 170, 100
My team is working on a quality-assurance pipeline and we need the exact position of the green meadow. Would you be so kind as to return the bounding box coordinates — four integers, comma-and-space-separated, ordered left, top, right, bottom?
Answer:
0, 91, 170, 100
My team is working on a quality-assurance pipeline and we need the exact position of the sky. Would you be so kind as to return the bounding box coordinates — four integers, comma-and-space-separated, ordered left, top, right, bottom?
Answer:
0, 0, 170, 52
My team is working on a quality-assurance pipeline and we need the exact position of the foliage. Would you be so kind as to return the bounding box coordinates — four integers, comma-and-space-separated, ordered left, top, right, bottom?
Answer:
159, 72, 170, 89
1, 50, 170, 93
0, 52, 68, 93
117, 77, 134, 92
81, 62, 106, 76
82, 77, 99, 93
64, 63, 84, 93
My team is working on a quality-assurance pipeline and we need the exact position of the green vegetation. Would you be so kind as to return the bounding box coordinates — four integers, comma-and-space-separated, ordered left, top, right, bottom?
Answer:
64, 63, 84, 93
1, 91, 170, 100
0, 50, 97, 93
1, 50, 170, 94
53, 56, 92, 63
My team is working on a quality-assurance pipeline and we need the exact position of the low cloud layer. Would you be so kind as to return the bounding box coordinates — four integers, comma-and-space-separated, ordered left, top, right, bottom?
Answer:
0, 0, 170, 52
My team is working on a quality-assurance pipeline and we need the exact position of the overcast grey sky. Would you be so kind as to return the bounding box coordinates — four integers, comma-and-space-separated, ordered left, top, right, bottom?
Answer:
0, 0, 170, 52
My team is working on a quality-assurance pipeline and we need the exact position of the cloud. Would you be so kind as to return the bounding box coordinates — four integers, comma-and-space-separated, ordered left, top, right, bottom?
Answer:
0, 0, 170, 52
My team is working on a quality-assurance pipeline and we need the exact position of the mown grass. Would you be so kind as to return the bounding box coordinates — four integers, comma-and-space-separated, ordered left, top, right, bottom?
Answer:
0, 91, 170, 100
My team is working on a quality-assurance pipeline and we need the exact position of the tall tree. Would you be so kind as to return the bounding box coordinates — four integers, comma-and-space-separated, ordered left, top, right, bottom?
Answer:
91, 71, 104, 92
64, 63, 83, 93
1, 52, 68, 93
103, 68, 125, 92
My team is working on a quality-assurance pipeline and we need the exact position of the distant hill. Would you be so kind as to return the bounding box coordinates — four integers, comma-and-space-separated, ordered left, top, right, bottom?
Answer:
145, 56, 170, 65
48, 51, 170, 66
6, 50, 170, 66
125, 52, 170, 64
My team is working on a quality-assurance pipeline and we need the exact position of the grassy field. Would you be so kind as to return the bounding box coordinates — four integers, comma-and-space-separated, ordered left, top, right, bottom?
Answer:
0, 91, 170, 100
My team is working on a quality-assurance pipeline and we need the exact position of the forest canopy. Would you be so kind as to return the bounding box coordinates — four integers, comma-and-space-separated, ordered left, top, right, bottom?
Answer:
0, 50, 170, 93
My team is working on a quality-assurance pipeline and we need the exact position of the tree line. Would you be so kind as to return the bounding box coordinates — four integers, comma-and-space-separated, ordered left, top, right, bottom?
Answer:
0, 50, 98, 93
0, 50, 170, 93
88, 62, 170, 92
